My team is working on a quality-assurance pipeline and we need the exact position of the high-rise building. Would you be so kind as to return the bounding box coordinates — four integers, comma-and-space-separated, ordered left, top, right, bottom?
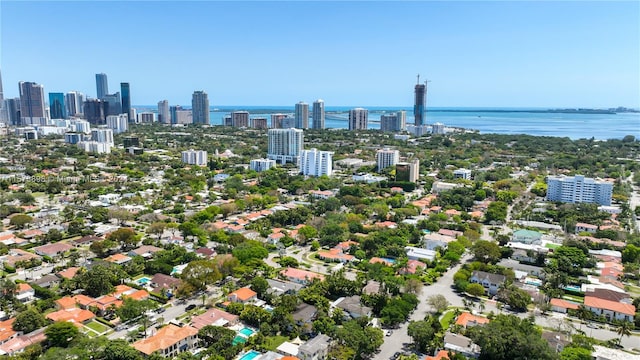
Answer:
181, 150, 208, 166
106, 114, 128, 134
48, 93, 66, 119
102, 92, 122, 116
414, 77, 427, 126
83, 99, 108, 125
65, 91, 85, 117
396, 159, 420, 183
158, 100, 170, 124
91, 127, 114, 145
348, 108, 368, 130
137, 112, 155, 123
251, 117, 268, 129
0, 69, 4, 122
376, 148, 400, 172
19, 81, 47, 125
299, 148, 333, 177
431, 122, 445, 134
0, 68, 4, 102
120, 83, 131, 122
250, 159, 276, 172
380, 112, 406, 132
295, 101, 309, 129
192, 90, 210, 124
546, 175, 613, 206
312, 99, 325, 129
230, 111, 249, 127
95, 73, 108, 99
3, 98, 19, 125
267, 128, 304, 164
271, 113, 287, 129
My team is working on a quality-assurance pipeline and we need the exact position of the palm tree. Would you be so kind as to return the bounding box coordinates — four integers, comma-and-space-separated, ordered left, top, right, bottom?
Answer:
616, 321, 632, 345
575, 305, 592, 331
478, 300, 486, 314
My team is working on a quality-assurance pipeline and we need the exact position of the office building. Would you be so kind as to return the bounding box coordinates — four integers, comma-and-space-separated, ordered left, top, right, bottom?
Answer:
95, 73, 108, 99
102, 92, 122, 116
123, 136, 140, 148
546, 175, 613, 206
376, 148, 400, 172
181, 150, 208, 166
19, 81, 47, 125
120, 83, 131, 121
295, 101, 309, 129
192, 90, 209, 124
250, 158, 276, 172
0, 68, 4, 103
229, 111, 249, 127
158, 100, 170, 124
170, 106, 192, 124
83, 99, 108, 125
312, 99, 325, 129
348, 108, 368, 130
4, 98, 20, 125
414, 78, 427, 126
91, 127, 114, 145
106, 114, 128, 134
65, 91, 85, 117
396, 159, 420, 183
251, 117, 267, 129
48, 93, 66, 119
138, 112, 155, 123
299, 148, 333, 177
267, 128, 304, 164
453, 168, 472, 180
380, 112, 406, 132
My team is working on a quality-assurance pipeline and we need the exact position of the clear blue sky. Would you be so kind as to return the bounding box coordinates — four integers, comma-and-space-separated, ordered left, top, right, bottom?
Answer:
1, 1, 638, 108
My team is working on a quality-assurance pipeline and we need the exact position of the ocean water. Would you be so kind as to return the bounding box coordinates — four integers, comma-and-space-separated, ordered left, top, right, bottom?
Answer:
138, 105, 640, 140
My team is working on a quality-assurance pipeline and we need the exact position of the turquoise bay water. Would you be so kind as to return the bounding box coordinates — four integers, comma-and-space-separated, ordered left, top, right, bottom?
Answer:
136, 105, 640, 140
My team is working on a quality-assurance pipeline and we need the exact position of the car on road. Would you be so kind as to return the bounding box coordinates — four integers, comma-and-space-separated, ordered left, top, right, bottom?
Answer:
391, 352, 402, 359
384, 329, 392, 336
186, 304, 196, 311
587, 322, 598, 329
156, 307, 166, 313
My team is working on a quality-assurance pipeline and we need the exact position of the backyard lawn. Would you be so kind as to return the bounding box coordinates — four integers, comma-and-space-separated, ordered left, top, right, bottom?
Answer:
84, 320, 111, 334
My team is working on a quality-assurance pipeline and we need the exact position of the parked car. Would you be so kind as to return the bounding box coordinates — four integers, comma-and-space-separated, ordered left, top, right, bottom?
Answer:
156, 307, 166, 313
186, 304, 196, 311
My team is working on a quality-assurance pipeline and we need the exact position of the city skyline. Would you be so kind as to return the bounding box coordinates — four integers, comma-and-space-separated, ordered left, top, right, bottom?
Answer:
1, 1, 638, 108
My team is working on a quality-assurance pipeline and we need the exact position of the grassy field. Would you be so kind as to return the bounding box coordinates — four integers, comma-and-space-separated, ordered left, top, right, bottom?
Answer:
84, 320, 111, 334
263, 335, 288, 351
440, 310, 456, 329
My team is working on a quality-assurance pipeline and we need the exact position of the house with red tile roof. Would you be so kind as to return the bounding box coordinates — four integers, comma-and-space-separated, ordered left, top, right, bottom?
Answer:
425, 350, 452, 360
55, 296, 77, 310
15, 284, 34, 303
317, 248, 355, 263
455, 312, 490, 328
133, 324, 198, 357
0, 318, 18, 345
399, 259, 427, 275
369, 257, 394, 266
227, 287, 257, 304
575, 222, 598, 234
105, 253, 132, 265
33, 242, 73, 257
190, 308, 239, 329
267, 232, 286, 245
584, 296, 635, 322
2, 249, 41, 267
46, 308, 95, 325
280, 268, 325, 285
57, 267, 80, 280
550, 298, 580, 314
0, 330, 46, 356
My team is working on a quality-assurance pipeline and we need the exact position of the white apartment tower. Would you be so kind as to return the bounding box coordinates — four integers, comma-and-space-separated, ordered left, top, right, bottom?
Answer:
91, 127, 114, 145
546, 175, 613, 206
376, 148, 400, 172
295, 101, 309, 129
349, 108, 368, 130
250, 159, 276, 172
300, 148, 333, 177
312, 99, 325, 129
181, 150, 208, 166
267, 128, 304, 164
106, 114, 129, 134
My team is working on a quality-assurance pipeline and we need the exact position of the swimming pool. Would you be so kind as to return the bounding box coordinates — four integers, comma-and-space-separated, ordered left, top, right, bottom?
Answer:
239, 327, 255, 337
381, 257, 396, 264
136, 277, 151, 286
238, 350, 260, 360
